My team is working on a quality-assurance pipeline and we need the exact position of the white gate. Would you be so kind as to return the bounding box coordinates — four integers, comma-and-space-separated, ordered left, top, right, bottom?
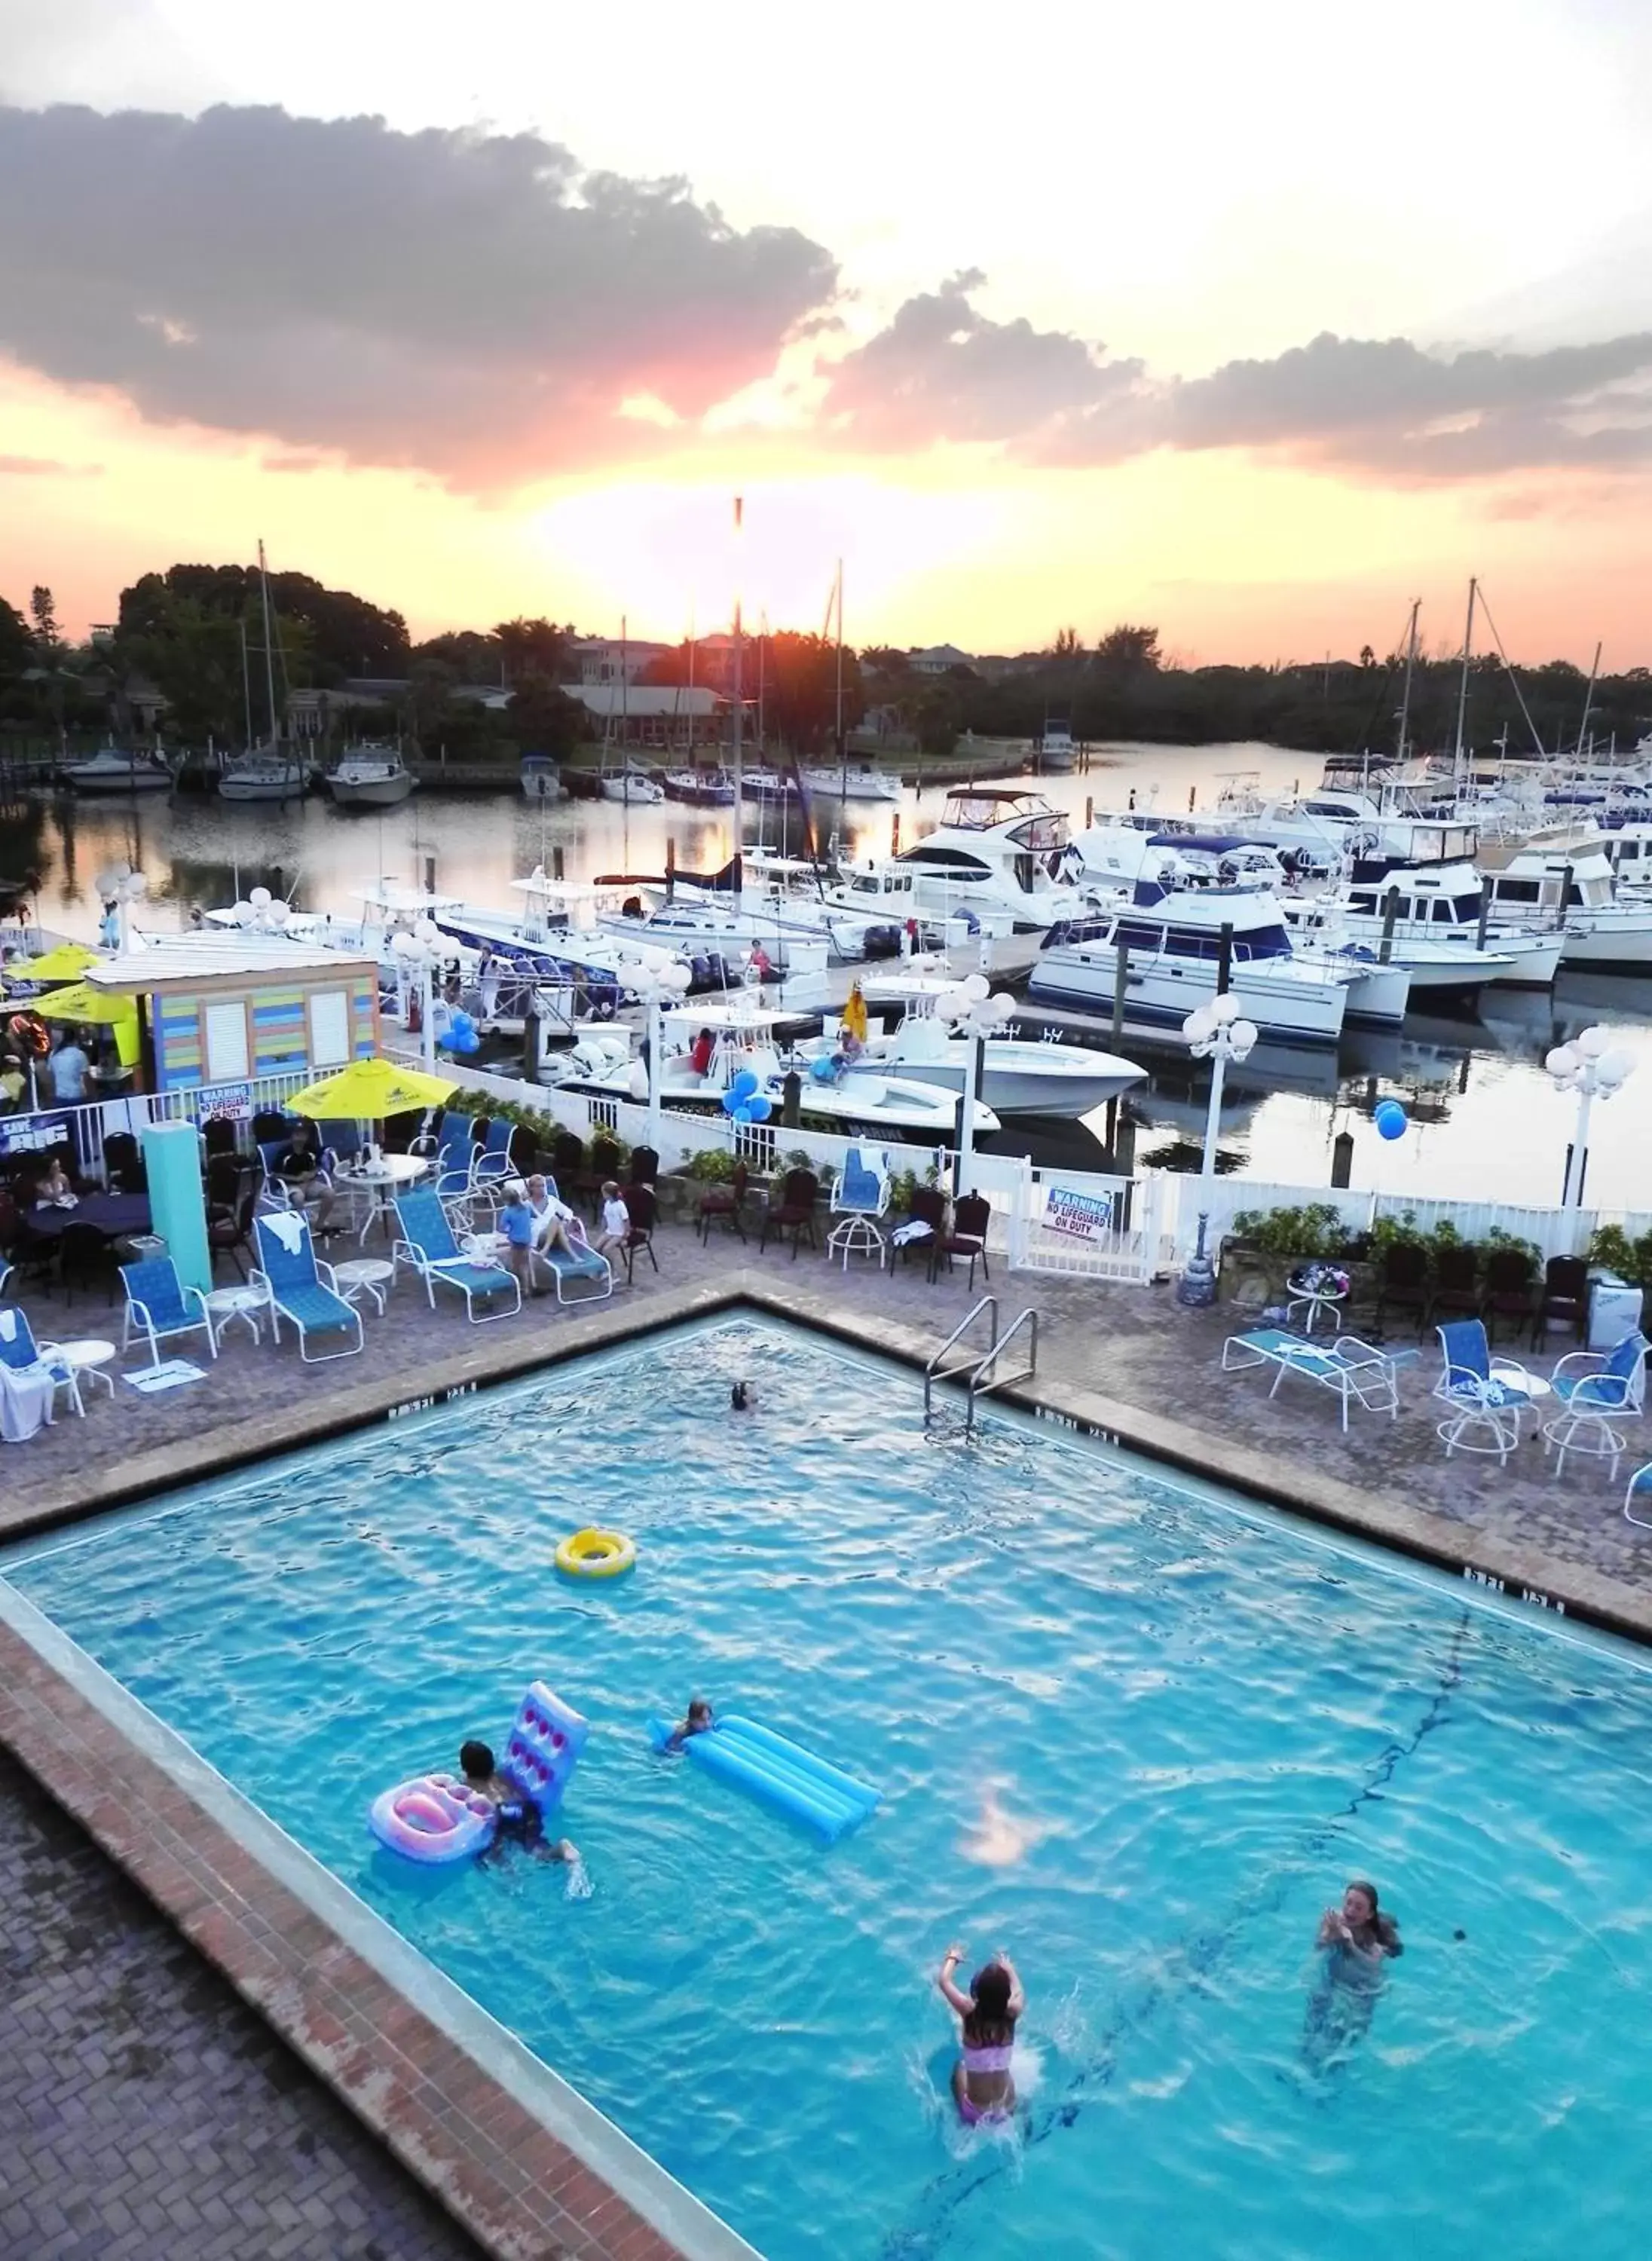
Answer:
964, 1154, 1168, 1284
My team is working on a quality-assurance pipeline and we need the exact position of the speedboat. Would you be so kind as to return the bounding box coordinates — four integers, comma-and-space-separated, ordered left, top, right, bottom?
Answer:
327, 744, 415, 809
800, 982, 1144, 1118
61, 745, 173, 795
543, 1002, 999, 1143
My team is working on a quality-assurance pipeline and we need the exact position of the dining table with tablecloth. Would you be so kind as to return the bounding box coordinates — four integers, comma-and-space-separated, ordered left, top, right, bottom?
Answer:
17, 1192, 152, 1241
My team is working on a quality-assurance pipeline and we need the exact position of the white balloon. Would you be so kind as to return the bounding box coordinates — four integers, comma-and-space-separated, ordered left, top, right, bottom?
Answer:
1577, 1024, 1609, 1060
963, 971, 990, 1002
1545, 1045, 1580, 1079
1230, 1018, 1260, 1054
249, 886, 272, 910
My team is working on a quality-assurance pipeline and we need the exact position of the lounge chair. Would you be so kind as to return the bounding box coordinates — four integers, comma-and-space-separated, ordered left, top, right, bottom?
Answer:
432, 1116, 482, 1203
826, 1148, 890, 1269
536, 1215, 613, 1305
0, 1305, 82, 1427
251, 1213, 365, 1363
1222, 1328, 1403, 1433
1543, 1329, 1648, 1479
120, 1256, 218, 1369
1432, 1319, 1535, 1462
392, 1187, 522, 1323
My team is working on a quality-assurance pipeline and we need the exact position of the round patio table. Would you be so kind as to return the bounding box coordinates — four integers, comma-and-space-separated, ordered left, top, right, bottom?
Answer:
20, 1193, 151, 1241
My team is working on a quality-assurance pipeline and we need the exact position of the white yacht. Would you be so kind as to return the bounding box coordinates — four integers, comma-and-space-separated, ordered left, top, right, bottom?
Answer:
326, 744, 415, 808
219, 746, 308, 803
60, 745, 173, 795
1032, 723, 1077, 771
1028, 874, 1355, 1045
600, 763, 665, 805
1316, 860, 1562, 989
1482, 843, 1652, 972
542, 1002, 999, 1143
799, 763, 901, 802
799, 986, 1143, 1118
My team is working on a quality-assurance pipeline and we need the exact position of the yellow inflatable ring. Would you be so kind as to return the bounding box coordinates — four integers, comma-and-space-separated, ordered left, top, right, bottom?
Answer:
555, 1527, 637, 1580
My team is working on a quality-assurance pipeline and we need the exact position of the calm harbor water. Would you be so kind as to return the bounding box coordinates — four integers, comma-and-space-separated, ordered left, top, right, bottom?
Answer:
4, 739, 1650, 1211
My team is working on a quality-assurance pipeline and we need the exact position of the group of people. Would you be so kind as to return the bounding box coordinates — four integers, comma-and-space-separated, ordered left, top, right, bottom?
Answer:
495, 1176, 634, 1294
1, 1021, 109, 1115
938, 1881, 1402, 2126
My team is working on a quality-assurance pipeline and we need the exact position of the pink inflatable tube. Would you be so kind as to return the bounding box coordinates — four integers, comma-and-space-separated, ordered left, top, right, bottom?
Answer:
368, 1773, 495, 1865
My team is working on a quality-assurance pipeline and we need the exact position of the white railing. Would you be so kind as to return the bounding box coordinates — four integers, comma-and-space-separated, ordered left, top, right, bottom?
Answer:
1164, 1174, 1648, 1266
0, 1069, 316, 1183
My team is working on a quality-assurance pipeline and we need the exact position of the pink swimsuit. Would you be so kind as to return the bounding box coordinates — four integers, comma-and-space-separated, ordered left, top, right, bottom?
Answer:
957, 2042, 1014, 2125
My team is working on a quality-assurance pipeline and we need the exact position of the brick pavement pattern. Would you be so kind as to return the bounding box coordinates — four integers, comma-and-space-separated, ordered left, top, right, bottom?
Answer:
0, 1748, 486, 2261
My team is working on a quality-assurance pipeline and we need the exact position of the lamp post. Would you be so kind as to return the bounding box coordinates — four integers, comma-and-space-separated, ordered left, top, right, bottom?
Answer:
94, 862, 148, 950
625, 957, 693, 1156
1544, 1026, 1633, 1208
931, 971, 1017, 1195
1175, 990, 1259, 1308
390, 919, 448, 1066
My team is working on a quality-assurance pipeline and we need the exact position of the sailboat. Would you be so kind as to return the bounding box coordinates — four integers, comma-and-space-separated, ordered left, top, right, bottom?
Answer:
798, 564, 901, 801
598, 616, 665, 803
219, 544, 309, 803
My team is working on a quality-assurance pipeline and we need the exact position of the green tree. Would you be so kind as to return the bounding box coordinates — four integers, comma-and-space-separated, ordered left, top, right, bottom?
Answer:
29, 585, 60, 656
506, 672, 584, 760
495, 617, 574, 684
1093, 623, 1161, 675
0, 593, 32, 681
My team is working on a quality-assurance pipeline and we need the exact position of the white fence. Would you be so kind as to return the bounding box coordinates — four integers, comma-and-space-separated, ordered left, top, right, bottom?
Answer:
0, 1069, 315, 1179
1164, 1173, 1652, 1265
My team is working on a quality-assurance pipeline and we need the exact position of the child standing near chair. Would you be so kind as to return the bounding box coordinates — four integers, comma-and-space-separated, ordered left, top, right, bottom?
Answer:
593, 1181, 630, 1266
498, 1186, 541, 1296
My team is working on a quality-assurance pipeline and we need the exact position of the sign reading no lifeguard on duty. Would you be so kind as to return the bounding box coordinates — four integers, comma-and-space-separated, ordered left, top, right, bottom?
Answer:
1045, 1186, 1115, 1241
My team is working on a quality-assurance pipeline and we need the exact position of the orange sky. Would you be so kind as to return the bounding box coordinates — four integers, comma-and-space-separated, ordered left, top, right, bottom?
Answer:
5, 0, 1652, 665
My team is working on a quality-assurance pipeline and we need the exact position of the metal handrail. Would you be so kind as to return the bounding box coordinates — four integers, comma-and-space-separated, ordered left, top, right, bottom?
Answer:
923, 1294, 997, 1418
965, 1307, 1039, 1429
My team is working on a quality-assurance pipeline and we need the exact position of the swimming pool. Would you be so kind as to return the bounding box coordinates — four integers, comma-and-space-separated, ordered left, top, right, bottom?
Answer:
4, 1315, 1650, 2261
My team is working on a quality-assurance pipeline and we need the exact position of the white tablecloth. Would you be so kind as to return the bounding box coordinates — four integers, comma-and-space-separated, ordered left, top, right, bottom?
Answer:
0, 1360, 55, 1442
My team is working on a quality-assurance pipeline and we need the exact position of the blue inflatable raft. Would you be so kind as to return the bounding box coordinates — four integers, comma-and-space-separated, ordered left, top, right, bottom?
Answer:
650, 1714, 880, 1840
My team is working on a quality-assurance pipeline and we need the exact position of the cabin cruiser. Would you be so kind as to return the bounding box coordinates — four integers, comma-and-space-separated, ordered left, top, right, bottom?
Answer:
326, 744, 415, 808
798, 763, 901, 802
219, 745, 309, 803
797, 980, 1143, 1118
61, 745, 173, 795
600, 763, 665, 805
1314, 858, 1562, 988
540, 1001, 999, 1143
1481, 843, 1652, 971
662, 766, 737, 806
1029, 870, 1369, 1045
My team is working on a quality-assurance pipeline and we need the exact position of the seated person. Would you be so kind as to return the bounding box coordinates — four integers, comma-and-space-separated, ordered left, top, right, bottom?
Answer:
687, 1026, 716, 1079
33, 1156, 75, 1206
524, 1172, 576, 1256
663, 1698, 714, 1751
274, 1126, 337, 1227
458, 1739, 577, 1864
592, 1180, 632, 1263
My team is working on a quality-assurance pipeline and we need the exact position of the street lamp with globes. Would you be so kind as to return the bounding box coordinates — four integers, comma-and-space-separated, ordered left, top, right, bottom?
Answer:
1175, 990, 1259, 1308
622, 956, 694, 1154
1544, 1026, 1633, 1207
931, 971, 1017, 1193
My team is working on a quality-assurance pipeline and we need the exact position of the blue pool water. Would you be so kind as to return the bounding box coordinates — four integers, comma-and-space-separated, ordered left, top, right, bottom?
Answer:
5, 1317, 1651, 2261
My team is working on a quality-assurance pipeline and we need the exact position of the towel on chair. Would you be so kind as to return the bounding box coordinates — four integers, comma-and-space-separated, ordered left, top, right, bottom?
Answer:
265, 1210, 306, 1255
0, 1309, 17, 1342
0, 1361, 54, 1442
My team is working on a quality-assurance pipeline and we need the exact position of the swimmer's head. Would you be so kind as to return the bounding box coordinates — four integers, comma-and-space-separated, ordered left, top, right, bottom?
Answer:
731, 1380, 753, 1410
460, 1740, 494, 1779
687, 1699, 713, 1730
971, 1960, 1012, 2021
1344, 1881, 1378, 1927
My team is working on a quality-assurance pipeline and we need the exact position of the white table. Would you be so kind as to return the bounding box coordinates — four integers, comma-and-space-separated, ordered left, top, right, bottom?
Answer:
203, 1283, 271, 1350
1285, 1274, 1348, 1335
38, 1337, 115, 1403
332, 1257, 396, 1314
334, 1153, 430, 1244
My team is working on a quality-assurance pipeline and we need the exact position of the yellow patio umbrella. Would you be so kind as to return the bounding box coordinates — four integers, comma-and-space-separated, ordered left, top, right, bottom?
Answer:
31, 980, 142, 1068
842, 981, 869, 1046
13, 941, 100, 984
287, 1056, 458, 1119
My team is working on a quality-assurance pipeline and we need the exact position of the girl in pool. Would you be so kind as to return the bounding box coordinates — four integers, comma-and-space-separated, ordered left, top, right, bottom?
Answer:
938, 1944, 1024, 2125
1303, 1880, 1402, 2070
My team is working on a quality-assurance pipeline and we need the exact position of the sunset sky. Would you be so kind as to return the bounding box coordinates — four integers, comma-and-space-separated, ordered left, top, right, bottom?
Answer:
3, 0, 1652, 663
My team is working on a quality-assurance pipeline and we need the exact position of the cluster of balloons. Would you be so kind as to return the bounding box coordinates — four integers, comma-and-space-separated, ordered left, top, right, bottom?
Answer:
1374, 1098, 1408, 1140
444, 1009, 481, 1056
721, 1069, 773, 1124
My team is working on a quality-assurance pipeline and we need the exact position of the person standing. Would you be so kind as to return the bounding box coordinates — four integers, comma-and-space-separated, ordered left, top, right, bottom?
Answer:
50, 1029, 90, 1103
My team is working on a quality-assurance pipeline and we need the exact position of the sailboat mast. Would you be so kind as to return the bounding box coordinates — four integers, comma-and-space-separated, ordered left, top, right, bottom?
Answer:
835, 559, 846, 806
731, 497, 744, 900
240, 618, 254, 753
1574, 640, 1602, 760
1396, 598, 1420, 763
258, 540, 279, 743
1451, 577, 1477, 795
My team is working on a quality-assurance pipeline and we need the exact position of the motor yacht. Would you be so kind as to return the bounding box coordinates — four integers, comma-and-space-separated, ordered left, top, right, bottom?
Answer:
1481, 843, 1652, 971
61, 745, 173, 795
326, 744, 415, 809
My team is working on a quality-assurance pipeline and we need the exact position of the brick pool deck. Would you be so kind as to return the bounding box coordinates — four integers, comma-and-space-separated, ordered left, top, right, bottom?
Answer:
3, 1217, 1650, 2260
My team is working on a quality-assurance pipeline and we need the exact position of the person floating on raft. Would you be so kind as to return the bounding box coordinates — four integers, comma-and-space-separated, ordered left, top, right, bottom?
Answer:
1302, 1880, 1402, 2072
458, 1738, 579, 1868
938, 1944, 1025, 2126
659, 1699, 714, 1752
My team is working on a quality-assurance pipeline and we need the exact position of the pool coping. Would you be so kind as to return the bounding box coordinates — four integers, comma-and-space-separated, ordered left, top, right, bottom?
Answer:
5, 1268, 1652, 2261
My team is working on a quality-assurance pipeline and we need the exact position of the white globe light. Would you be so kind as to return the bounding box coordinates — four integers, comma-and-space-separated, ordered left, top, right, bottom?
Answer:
232, 899, 255, 923
249, 886, 271, 911
414, 918, 441, 944
1230, 1018, 1260, 1054
1184, 1005, 1217, 1045
628, 1064, 650, 1100
1598, 1048, 1635, 1088
936, 984, 968, 1019
1577, 1025, 1609, 1060
268, 901, 290, 926
390, 933, 416, 959
127, 871, 148, 899
992, 992, 1016, 1023
1210, 990, 1241, 1026
963, 971, 990, 1002
1546, 1045, 1580, 1080
664, 962, 693, 994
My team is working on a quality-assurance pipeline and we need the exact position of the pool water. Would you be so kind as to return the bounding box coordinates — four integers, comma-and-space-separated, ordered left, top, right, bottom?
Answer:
6, 1318, 1651, 2261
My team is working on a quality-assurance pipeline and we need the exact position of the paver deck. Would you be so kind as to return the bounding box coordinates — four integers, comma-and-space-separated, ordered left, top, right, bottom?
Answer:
2, 1214, 1649, 2261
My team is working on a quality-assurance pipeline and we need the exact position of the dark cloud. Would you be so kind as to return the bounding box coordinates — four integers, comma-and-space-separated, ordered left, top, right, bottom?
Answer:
822, 280, 1652, 479
0, 101, 838, 487
0, 452, 101, 475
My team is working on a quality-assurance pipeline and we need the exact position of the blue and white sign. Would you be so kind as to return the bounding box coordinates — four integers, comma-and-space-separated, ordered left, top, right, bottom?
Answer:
196, 1082, 253, 1124
0, 1109, 72, 1158
1045, 1185, 1115, 1241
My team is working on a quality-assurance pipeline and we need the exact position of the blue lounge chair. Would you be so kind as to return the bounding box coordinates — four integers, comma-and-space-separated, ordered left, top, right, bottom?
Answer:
539, 1215, 613, 1305
432, 1116, 481, 1202
1222, 1327, 1403, 1433
1544, 1329, 1648, 1479
120, 1256, 218, 1369
1433, 1319, 1535, 1462
392, 1187, 522, 1323
0, 1305, 83, 1418
251, 1213, 364, 1363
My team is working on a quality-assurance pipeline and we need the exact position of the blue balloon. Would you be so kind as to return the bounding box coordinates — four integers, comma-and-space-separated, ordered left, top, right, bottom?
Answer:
730, 1069, 760, 1101
732, 1100, 754, 1124
1374, 1099, 1407, 1140
720, 1089, 745, 1117
744, 1094, 772, 1122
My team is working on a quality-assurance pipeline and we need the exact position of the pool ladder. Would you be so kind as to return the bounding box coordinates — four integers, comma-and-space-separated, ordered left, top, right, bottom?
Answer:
923, 1295, 1040, 1431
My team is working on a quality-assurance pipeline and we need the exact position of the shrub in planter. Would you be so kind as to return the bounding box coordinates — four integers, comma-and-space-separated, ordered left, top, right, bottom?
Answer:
1227, 1203, 1345, 1261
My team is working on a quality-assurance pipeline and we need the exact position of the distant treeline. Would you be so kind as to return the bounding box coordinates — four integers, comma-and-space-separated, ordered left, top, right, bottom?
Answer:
3, 571, 1647, 765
